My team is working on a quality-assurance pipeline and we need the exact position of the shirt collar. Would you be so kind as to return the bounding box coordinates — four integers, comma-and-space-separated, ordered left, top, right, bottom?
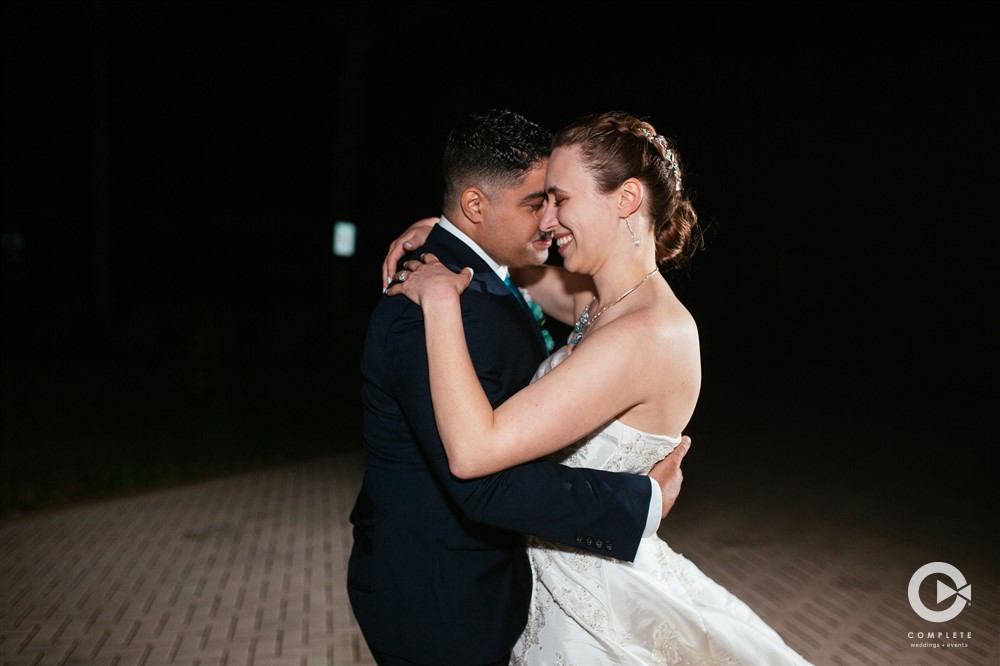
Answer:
438, 215, 509, 281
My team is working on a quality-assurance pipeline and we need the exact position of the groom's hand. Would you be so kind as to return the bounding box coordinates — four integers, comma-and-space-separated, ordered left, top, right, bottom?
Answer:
649, 436, 691, 519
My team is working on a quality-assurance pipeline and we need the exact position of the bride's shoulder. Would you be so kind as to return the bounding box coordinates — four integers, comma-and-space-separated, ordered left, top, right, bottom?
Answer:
589, 304, 696, 369
627, 295, 699, 352
630, 287, 696, 329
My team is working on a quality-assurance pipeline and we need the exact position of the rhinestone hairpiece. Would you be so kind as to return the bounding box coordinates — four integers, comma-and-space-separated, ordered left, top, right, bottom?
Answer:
640, 128, 682, 192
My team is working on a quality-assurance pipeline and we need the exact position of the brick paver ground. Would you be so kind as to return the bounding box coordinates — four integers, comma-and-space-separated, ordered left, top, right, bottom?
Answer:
1, 452, 996, 665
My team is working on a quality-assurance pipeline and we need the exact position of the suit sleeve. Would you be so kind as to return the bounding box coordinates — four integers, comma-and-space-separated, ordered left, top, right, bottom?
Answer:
386, 293, 652, 562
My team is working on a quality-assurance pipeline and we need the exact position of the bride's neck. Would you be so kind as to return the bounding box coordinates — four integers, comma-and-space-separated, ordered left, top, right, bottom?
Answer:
592, 261, 659, 310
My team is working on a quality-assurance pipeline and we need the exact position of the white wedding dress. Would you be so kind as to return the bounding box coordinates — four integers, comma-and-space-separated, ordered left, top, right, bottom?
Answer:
511, 346, 812, 666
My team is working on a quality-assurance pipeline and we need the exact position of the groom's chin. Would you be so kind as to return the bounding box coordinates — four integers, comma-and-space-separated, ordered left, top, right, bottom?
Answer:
527, 247, 550, 266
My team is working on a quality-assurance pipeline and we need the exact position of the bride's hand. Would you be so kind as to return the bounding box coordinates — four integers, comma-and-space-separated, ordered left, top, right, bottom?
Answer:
382, 217, 439, 289
385, 253, 474, 307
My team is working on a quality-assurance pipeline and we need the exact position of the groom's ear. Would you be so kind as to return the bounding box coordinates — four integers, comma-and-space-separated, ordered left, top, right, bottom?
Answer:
460, 187, 487, 224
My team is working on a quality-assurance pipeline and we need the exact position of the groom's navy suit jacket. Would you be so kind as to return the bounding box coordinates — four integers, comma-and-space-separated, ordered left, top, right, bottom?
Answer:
348, 225, 652, 665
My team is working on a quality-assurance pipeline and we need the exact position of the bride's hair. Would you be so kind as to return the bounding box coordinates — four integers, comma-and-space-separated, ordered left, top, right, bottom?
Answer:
552, 112, 701, 269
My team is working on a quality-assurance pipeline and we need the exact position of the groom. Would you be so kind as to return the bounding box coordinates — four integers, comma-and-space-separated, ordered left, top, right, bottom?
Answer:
348, 109, 690, 666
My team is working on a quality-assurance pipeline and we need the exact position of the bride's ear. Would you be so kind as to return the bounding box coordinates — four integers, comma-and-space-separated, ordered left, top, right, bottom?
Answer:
460, 187, 487, 224
618, 179, 643, 217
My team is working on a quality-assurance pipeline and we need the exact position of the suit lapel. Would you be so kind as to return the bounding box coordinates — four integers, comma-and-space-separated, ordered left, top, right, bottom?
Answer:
422, 227, 549, 361
478, 272, 548, 360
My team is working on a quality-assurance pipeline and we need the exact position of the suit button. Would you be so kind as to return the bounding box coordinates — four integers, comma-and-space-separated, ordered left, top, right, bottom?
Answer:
605, 541, 614, 551
585, 537, 594, 546
595, 539, 604, 548
576, 535, 584, 544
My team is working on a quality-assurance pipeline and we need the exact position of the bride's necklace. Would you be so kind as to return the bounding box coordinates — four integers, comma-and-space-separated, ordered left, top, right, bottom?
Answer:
568, 268, 659, 347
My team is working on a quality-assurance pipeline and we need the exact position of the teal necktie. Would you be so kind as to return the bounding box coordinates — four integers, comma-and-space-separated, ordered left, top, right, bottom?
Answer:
503, 274, 555, 353
503, 274, 531, 313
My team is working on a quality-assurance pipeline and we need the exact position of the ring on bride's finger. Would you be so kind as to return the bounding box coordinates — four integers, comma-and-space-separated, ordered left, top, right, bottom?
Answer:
395, 270, 408, 283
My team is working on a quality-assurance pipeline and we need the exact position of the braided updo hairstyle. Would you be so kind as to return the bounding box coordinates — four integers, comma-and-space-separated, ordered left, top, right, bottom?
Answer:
552, 112, 700, 269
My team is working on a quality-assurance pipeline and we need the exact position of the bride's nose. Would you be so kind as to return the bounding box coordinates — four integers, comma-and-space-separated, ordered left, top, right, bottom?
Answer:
539, 199, 558, 232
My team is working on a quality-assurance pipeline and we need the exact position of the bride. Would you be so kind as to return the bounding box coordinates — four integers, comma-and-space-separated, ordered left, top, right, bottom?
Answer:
387, 111, 812, 665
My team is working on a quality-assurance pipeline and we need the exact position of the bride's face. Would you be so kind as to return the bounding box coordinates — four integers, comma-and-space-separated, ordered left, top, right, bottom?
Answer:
541, 146, 619, 275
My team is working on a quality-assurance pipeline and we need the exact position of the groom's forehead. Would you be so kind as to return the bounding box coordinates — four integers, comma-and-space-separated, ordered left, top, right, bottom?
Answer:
478, 161, 547, 215
509, 161, 547, 200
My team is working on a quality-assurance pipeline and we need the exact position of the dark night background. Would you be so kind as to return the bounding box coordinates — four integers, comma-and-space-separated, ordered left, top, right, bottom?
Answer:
0, 0, 995, 547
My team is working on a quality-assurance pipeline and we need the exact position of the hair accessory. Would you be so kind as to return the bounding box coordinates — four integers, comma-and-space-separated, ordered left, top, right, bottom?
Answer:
624, 216, 641, 246
640, 128, 682, 192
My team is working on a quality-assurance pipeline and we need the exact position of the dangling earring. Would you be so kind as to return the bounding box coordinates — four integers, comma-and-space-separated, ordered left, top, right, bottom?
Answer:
624, 216, 641, 246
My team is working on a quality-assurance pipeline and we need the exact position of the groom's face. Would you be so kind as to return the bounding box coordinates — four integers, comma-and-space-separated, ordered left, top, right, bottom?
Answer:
479, 161, 552, 269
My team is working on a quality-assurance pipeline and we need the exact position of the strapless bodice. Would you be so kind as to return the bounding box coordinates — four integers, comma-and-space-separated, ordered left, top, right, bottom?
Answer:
531, 345, 681, 474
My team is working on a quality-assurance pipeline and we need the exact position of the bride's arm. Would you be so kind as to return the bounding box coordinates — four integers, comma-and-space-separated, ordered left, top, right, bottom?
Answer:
389, 255, 644, 479
381, 217, 439, 289
378, 218, 594, 324
509, 265, 594, 327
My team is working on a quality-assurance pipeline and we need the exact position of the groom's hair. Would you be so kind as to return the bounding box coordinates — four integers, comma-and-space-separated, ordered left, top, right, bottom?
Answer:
442, 109, 552, 204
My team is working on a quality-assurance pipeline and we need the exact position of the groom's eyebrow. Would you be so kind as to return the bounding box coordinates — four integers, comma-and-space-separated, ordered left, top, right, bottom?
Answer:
520, 190, 546, 203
